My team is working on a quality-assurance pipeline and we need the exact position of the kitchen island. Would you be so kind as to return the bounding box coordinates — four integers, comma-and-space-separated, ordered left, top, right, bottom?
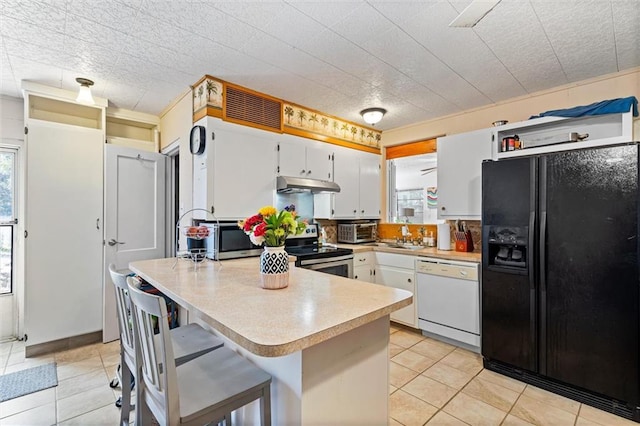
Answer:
130, 257, 412, 425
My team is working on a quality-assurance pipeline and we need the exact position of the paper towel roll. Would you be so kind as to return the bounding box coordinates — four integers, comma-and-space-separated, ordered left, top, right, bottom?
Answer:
437, 223, 452, 251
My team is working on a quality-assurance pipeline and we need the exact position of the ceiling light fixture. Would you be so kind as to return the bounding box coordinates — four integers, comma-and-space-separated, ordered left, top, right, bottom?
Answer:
360, 107, 387, 126
75, 77, 95, 105
449, 0, 502, 28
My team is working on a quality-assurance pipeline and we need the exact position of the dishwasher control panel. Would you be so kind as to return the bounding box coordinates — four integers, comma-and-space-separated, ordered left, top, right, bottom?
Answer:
416, 259, 478, 281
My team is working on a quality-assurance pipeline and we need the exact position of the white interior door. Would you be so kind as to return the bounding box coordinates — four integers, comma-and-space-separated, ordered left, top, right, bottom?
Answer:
25, 120, 103, 347
103, 145, 166, 342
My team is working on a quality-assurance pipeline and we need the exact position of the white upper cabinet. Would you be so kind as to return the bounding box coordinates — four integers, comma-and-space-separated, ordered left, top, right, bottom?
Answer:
194, 118, 277, 220
314, 145, 381, 219
278, 134, 333, 181
437, 128, 492, 220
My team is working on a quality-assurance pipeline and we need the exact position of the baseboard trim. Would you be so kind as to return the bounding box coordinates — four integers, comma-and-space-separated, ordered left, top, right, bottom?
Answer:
25, 330, 103, 358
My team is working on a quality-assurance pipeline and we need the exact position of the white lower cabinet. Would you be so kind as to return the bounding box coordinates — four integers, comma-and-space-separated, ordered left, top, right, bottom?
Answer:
374, 252, 417, 328
353, 252, 374, 283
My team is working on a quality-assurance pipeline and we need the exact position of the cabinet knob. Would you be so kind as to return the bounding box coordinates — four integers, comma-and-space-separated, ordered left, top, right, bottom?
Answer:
301, 169, 306, 174
407, 278, 412, 283
353, 209, 357, 214
307, 170, 312, 175
355, 275, 358, 279
361, 210, 364, 213
441, 206, 446, 211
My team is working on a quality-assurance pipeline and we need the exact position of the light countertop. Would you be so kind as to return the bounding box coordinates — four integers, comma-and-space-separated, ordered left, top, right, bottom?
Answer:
335, 242, 482, 263
129, 257, 412, 357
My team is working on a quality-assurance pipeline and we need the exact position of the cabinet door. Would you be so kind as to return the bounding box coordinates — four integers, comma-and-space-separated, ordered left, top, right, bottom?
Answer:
437, 128, 492, 219
353, 265, 373, 282
305, 141, 333, 181
332, 146, 359, 218
358, 152, 381, 218
277, 136, 306, 177
375, 266, 416, 327
212, 127, 277, 219
25, 120, 104, 346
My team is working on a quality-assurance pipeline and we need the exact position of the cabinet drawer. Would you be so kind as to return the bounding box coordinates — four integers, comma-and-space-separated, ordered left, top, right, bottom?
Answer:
375, 252, 416, 269
354, 252, 373, 266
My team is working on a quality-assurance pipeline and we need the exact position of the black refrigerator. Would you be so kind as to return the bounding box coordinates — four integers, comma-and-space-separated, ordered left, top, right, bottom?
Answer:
481, 143, 640, 421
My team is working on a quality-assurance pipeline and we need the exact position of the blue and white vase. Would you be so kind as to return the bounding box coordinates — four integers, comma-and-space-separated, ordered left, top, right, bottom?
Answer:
260, 246, 289, 289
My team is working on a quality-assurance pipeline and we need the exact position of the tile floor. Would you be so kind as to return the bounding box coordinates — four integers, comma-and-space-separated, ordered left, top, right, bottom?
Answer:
0, 326, 638, 425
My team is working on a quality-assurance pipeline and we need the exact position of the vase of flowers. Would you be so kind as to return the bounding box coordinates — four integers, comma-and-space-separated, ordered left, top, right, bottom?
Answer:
239, 205, 306, 289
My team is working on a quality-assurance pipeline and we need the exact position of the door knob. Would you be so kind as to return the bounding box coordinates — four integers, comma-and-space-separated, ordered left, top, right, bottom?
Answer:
108, 239, 125, 246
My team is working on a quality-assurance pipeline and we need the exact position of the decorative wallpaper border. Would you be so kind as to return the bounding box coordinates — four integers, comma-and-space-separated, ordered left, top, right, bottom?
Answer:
191, 75, 382, 152
283, 103, 381, 149
192, 75, 223, 113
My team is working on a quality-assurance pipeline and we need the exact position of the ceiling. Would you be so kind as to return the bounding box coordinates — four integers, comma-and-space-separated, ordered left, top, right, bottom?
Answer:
1, 0, 638, 131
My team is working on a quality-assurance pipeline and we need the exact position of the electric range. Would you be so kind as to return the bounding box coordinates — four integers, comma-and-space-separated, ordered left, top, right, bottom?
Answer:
285, 224, 354, 278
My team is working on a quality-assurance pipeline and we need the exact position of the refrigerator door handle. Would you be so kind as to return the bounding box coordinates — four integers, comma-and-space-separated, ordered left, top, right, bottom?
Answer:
540, 211, 547, 292
528, 211, 535, 290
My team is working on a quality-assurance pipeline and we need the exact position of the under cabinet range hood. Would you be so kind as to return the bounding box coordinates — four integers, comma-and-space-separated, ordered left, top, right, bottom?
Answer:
276, 176, 341, 193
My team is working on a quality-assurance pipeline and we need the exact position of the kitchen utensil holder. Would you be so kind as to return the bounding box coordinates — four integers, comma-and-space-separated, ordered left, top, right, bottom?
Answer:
454, 231, 474, 252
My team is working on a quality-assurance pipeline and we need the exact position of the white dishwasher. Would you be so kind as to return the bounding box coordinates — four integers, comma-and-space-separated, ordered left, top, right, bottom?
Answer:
416, 258, 480, 349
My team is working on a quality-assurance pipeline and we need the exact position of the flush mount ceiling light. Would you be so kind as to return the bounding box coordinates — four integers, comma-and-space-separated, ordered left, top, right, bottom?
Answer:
75, 77, 95, 105
449, 0, 502, 28
360, 107, 387, 125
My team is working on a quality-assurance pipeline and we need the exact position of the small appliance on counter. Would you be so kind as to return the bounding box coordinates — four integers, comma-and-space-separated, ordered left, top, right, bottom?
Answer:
437, 222, 451, 251
337, 221, 377, 244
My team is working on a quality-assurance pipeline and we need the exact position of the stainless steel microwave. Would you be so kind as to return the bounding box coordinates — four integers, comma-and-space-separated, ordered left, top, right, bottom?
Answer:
193, 220, 262, 260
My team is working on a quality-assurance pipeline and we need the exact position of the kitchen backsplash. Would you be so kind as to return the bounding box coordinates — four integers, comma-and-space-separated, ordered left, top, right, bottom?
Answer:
315, 219, 481, 252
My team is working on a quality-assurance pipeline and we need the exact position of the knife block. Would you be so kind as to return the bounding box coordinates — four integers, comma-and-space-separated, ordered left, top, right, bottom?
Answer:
454, 231, 474, 252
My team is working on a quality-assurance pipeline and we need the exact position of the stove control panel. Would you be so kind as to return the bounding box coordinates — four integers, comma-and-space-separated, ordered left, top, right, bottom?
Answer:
288, 223, 318, 239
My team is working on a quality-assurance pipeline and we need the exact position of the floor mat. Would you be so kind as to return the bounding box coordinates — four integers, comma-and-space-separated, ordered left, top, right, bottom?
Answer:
0, 363, 58, 402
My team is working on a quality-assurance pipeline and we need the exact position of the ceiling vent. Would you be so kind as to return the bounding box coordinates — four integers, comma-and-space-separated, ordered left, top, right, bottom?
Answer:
224, 85, 282, 132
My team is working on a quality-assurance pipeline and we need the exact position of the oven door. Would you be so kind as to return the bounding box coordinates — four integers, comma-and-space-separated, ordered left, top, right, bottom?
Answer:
299, 255, 354, 278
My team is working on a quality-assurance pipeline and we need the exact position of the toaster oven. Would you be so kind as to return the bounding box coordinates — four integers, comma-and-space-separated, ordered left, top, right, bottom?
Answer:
337, 223, 377, 244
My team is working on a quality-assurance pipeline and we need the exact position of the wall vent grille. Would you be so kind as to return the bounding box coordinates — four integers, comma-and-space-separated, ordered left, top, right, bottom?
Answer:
225, 85, 282, 131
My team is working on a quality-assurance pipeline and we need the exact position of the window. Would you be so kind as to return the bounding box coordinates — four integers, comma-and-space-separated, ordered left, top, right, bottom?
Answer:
0, 149, 16, 294
396, 189, 424, 223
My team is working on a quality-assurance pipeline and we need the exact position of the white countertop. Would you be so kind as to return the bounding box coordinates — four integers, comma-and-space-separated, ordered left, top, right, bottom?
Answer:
130, 257, 412, 357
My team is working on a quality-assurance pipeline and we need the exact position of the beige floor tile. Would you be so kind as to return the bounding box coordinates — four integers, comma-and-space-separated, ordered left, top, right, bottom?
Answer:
475, 369, 526, 393
0, 342, 13, 356
389, 343, 405, 358
410, 339, 456, 360
392, 349, 438, 373
522, 385, 580, 414
3, 356, 55, 375
389, 417, 403, 426
502, 414, 534, 425
97, 341, 120, 356
423, 361, 476, 390
56, 355, 105, 381
390, 384, 397, 395
390, 330, 425, 348
440, 349, 483, 375
57, 385, 117, 423
0, 388, 55, 419
56, 369, 109, 400
0, 402, 56, 426
578, 404, 639, 426
443, 392, 507, 426
576, 417, 601, 426
390, 324, 402, 334
55, 344, 101, 364
390, 361, 419, 388
390, 389, 438, 426
461, 377, 519, 412
510, 394, 577, 425
402, 374, 458, 408
426, 411, 469, 425
4, 351, 25, 367
58, 402, 121, 425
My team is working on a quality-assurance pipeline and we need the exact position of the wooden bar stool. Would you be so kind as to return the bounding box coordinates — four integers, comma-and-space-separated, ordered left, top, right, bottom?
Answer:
127, 279, 272, 426
108, 265, 225, 426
